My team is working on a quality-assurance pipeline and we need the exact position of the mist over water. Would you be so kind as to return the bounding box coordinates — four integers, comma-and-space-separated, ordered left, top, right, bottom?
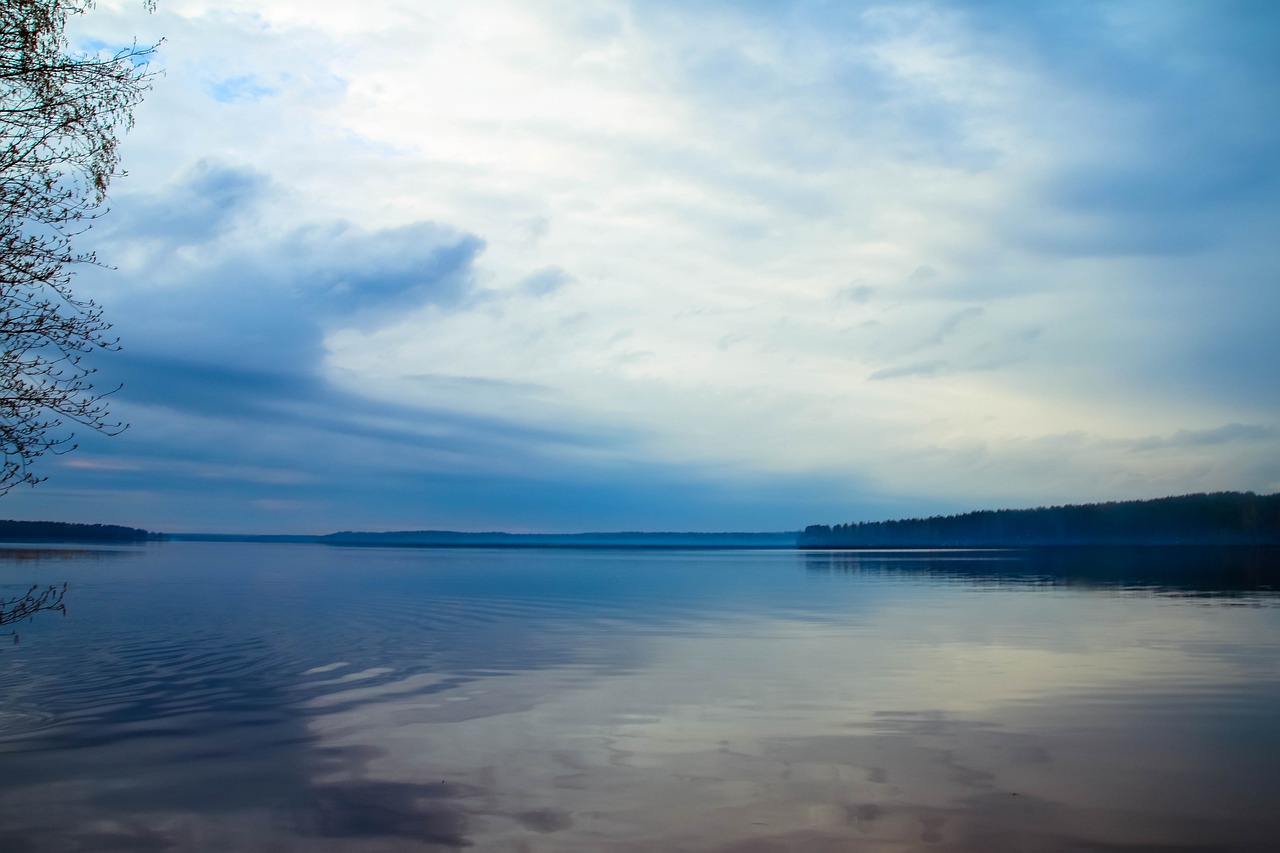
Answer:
1, 543, 1278, 851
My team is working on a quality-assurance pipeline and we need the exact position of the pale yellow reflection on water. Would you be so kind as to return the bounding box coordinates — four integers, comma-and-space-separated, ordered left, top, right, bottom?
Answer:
1, 544, 1278, 851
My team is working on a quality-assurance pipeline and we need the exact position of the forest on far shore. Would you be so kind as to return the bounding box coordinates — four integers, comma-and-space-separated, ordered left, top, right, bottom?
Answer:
0, 520, 155, 543
801, 492, 1280, 548
3, 492, 1279, 548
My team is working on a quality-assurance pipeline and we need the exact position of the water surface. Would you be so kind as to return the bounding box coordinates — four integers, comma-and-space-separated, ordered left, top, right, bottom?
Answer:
1, 543, 1277, 851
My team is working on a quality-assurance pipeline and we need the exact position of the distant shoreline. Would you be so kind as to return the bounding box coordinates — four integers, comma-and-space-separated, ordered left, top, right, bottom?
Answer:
0, 520, 157, 544
164, 531, 801, 549
802, 491, 1280, 548
3, 490, 1277, 548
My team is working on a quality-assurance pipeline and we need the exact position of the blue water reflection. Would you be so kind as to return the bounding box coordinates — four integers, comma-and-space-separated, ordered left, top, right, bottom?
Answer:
0, 543, 1277, 851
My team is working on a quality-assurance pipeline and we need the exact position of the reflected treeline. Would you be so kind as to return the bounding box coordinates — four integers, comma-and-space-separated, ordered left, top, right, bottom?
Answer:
804, 547, 1280, 596
0, 546, 129, 563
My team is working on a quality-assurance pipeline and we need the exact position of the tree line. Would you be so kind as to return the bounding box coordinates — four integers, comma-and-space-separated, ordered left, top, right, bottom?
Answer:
0, 517, 153, 541
801, 492, 1280, 548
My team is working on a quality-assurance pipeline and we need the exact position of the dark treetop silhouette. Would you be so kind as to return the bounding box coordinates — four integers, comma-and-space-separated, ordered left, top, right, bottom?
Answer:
801, 491, 1280, 548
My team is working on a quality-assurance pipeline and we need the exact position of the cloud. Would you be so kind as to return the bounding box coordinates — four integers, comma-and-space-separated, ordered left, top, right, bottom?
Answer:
90, 160, 486, 378
283, 222, 485, 319
925, 306, 983, 345
869, 360, 946, 381
984, 4, 1280, 261
1127, 424, 1278, 454
838, 284, 875, 304
515, 265, 573, 298
207, 74, 276, 104
104, 159, 269, 246
10, 0, 1277, 533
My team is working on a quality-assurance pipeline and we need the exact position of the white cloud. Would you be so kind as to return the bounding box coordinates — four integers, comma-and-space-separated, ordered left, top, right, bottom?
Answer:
41, 0, 1280, 530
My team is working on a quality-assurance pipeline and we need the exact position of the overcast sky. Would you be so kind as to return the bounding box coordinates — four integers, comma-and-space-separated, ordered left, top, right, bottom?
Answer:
7, 0, 1279, 533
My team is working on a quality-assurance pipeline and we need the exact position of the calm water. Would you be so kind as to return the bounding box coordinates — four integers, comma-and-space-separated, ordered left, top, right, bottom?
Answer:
1, 543, 1278, 852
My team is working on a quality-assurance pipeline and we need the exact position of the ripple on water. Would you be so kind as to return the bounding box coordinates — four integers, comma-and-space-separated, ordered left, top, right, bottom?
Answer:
0, 706, 56, 740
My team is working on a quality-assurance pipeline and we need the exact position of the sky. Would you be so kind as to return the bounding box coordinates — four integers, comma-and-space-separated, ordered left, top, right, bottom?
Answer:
6, 0, 1280, 534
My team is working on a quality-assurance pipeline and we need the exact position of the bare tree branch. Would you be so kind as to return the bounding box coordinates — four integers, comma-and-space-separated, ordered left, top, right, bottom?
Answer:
1, 1, 158, 493
1, 581, 66, 642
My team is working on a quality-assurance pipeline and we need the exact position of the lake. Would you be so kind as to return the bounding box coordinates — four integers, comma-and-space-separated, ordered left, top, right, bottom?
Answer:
1, 542, 1278, 852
